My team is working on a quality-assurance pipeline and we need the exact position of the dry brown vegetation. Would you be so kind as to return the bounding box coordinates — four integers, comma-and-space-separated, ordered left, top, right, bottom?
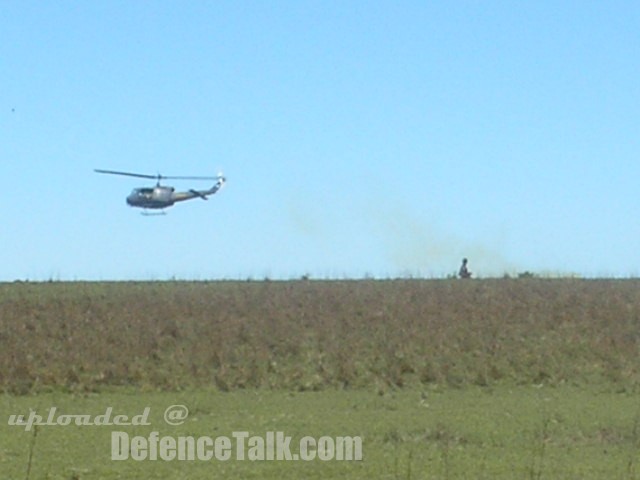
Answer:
1, 279, 640, 394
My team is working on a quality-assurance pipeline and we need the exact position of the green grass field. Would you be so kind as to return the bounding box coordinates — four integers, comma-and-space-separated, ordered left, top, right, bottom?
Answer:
3, 386, 640, 479
2, 279, 640, 478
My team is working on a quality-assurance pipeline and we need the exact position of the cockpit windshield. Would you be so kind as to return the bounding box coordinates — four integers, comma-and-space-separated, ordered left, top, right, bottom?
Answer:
131, 188, 154, 196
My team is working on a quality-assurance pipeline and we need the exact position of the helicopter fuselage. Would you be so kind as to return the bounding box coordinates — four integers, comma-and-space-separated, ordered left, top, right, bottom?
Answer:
125, 178, 226, 210
126, 186, 176, 209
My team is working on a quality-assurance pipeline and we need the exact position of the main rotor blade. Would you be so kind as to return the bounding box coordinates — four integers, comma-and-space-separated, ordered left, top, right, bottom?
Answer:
95, 169, 221, 181
162, 175, 219, 181
94, 169, 158, 180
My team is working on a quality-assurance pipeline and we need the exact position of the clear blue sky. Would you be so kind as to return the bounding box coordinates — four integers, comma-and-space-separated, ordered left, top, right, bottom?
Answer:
2, 1, 638, 280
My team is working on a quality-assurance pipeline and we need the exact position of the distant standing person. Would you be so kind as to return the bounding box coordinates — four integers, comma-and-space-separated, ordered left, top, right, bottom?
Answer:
459, 258, 472, 279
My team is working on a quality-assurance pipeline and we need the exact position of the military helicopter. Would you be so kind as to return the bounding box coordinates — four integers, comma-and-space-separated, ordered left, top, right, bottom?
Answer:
95, 168, 226, 214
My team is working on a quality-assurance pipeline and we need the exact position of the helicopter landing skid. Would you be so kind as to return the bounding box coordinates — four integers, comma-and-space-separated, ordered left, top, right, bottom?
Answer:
141, 210, 167, 216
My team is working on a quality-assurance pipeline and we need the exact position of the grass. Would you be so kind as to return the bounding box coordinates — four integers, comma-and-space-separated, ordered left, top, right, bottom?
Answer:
1, 278, 640, 478
2, 385, 640, 479
2, 279, 640, 393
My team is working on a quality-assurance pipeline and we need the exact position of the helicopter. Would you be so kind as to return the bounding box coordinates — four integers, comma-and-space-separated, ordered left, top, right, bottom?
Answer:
95, 168, 226, 214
